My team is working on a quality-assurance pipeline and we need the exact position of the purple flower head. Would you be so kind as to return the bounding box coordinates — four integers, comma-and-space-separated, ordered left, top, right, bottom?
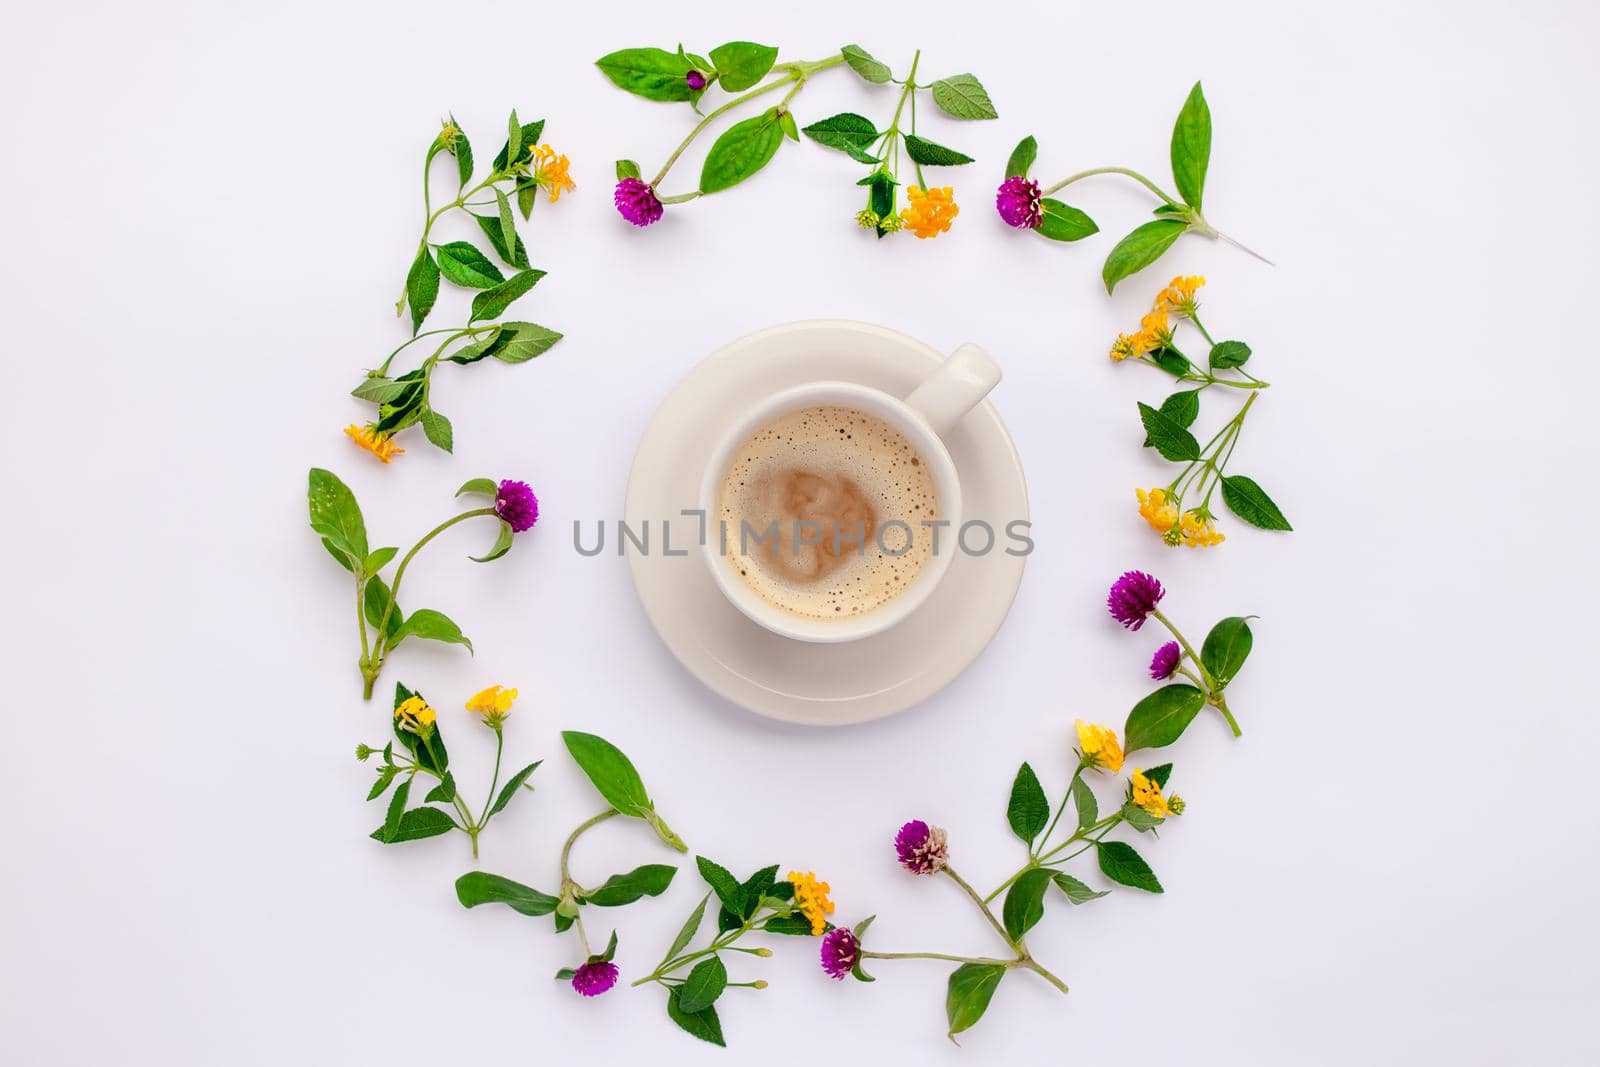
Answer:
995, 176, 1043, 229
1107, 570, 1165, 631
820, 926, 859, 980
570, 959, 619, 997
685, 69, 708, 91
894, 819, 949, 875
1150, 640, 1182, 680
614, 177, 664, 227
494, 479, 539, 533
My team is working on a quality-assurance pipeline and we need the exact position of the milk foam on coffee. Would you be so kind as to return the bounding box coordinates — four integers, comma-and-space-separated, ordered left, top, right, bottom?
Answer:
717, 405, 938, 619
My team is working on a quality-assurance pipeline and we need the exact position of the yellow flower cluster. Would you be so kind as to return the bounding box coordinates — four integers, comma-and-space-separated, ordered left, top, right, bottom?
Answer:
1075, 721, 1125, 773
899, 186, 958, 239
1153, 275, 1205, 317
786, 870, 836, 935
345, 424, 404, 463
1110, 309, 1170, 362
465, 684, 517, 727
532, 145, 576, 203
394, 694, 436, 734
1136, 488, 1225, 549
1130, 769, 1174, 820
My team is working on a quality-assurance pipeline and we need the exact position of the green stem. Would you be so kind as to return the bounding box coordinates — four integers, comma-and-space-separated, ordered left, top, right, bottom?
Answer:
1036, 766, 1085, 856
1150, 607, 1214, 691
478, 728, 505, 827
863, 950, 1016, 966
944, 866, 1015, 951
560, 809, 620, 885
1042, 166, 1178, 205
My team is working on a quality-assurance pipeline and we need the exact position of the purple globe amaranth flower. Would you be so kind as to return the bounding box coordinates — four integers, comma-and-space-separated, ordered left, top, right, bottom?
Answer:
1150, 640, 1182, 680
685, 69, 708, 91
995, 176, 1043, 229
570, 959, 619, 997
1108, 570, 1165, 631
894, 819, 949, 875
495, 479, 539, 533
614, 177, 664, 227
820, 926, 859, 980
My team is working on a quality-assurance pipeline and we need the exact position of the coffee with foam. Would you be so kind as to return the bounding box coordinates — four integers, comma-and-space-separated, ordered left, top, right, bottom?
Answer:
716, 405, 939, 620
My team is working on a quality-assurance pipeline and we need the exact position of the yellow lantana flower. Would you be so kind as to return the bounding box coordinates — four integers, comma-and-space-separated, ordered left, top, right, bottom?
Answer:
1137, 488, 1179, 534
345, 424, 404, 463
1179, 511, 1225, 548
1153, 275, 1205, 317
1076, 720, 1124, 773
465, 684, 518, 727
1133, 308, 1171, 355
1130, 769, 1171, 819
1110, 334, 1137, 361
395, 694, 436, 734
899, 186, 959, 239
786, 870, 836, 935
532, 144, 576, 202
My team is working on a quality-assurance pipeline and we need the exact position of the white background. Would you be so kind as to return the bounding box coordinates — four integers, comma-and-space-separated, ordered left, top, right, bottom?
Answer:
4, 2, 1597, 1063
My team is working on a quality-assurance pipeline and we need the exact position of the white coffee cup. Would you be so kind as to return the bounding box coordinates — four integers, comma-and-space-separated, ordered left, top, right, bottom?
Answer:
698, 343, 1002, 643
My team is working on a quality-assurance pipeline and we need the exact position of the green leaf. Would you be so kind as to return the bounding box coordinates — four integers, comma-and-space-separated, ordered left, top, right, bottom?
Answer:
455, 872, 559, 916
666, 986, 725, 1047
677, 955, 728, 1013
1209, 340, 1252, 369
506, 110, 522, 166
424, 771, 456, 804
1072, 775, 1098, 830
1036, 199, 1098, 242
1102, 218, 1188, 293
1137, 401, 1202, 462
1152, 347, 1191, 376
930, 74, 998, 120
1006, 762, 1049, 845
435, 242, 505, 289
1006, 135, 1037, 178
946, 963, 1006, 1039
737, 864, 780, 919
563, 732, 653, 818
700, 109, 784, 194
1121, 802, 1162, 833
1145, 763, 1174, 789
350, 376, 410, 404
1157, 389, 1201, 430
392, 608, 472, 652
1124, 683, 1206, 753
840, 44, 892, 83
362, 576, 402, 641
554, 967, 576, 980
1170, 82, 1212, 210
307, 469, 367, 564
474, 214, 529, 268
456, 477, 498, 499
492, 119, 544, 171
443, 331, 500, 366
1222, 476, 1293, 530
695, 856, 745, 915
761, 913, 815, 936
584, 864, 678, 907
1097, 841, 1163, 893
493, 322, 562, 364
616, 159, 641, 181
708, 41, 777, 91
800, 112, 879, 163
1002, 868, 1052, 940
596, 47, 697, 102
384, 779, 410, 842
492, 186, 517, 261
664, 893, 711, 962
404, 246, 440, 334
903, 134, 973, 166
850, 915, 877, 981
420, 407, 453, 453
1202, 617, 1254, 687
1051, 871, 1110, 905
450, 126, 473, 189
778, 109, 798, 142
366, 765, 399, 801
470, 269, 546, 323
470, 520, 515, 564
488, 760, 541, 817
370, 805, 456, 843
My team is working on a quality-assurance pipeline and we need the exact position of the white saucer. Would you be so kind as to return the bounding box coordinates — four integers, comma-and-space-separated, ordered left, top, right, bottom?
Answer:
623, 320, 1029, 726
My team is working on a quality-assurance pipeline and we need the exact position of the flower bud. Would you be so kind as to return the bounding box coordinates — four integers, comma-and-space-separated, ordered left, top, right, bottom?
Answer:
855, 208, 881, 230
1167, 794, 1186, 815
754, 947, 773, 957
355, 743, 374, 761
752, 979, 769, 989
686, 70, 708, 91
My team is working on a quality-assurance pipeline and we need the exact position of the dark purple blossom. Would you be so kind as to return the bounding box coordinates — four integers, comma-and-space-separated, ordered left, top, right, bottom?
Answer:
1149, 640, 1182, 680
1107, 570, 1164, 631
686, 69, 708, 91
820, 927, 859, 980
571, 959, 619, 997
995, 176, 1043, 229
894, 819, 949, 875
614, 177, 664, 227
494, 479, 539, 533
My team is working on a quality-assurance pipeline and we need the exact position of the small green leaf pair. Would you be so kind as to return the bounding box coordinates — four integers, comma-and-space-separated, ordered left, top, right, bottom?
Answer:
596, 41, 780, 105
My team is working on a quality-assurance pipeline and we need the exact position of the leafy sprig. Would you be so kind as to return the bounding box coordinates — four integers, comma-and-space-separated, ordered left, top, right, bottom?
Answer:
455, 732, 686, 992
1003, 82, 1270, 290
308, 470, 531, 699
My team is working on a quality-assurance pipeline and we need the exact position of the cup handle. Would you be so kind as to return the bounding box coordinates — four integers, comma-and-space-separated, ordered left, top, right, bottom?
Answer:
903, 343, 1002, 436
